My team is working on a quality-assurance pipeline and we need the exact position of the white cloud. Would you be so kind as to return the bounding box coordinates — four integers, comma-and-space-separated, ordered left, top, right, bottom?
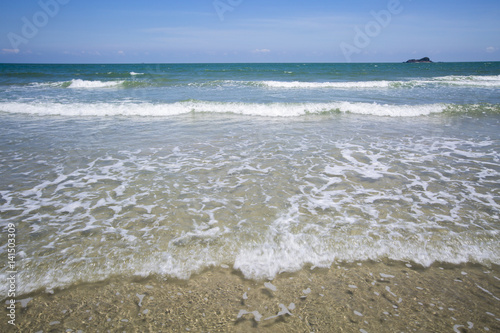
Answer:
1, 48, 20, 54
252, 49, 271, 54
486, 46, 498, 53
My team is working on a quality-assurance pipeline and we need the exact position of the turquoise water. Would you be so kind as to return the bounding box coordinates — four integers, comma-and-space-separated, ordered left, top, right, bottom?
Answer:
1, 62, 500, 115
1, 62, 499, 296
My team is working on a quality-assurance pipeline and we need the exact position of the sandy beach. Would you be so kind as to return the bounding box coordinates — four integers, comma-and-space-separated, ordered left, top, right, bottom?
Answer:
4, 260, 499, 332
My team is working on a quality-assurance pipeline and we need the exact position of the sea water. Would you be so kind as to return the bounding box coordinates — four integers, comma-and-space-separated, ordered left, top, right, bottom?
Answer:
0, 62, 499, 296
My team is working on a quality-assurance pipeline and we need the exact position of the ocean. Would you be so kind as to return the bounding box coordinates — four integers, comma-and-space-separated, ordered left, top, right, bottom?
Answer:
1, 62, 499, 331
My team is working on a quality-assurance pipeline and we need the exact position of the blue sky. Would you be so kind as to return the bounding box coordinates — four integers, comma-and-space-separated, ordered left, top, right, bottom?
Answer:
1, 0, 499, 63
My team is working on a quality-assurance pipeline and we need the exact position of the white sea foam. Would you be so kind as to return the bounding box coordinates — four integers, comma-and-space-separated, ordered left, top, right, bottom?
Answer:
0, 121, 499, 297
0, 101, 447, 117
15, 74, 500, 92
36, 74, 500, 91
67, 79, 124, 88
26, 79, 125, 89
261, 80, 392, 89
258, 75, 500, 89
264, 282, 277, 291
237, 310, 263, 322
431, 75, 500, 87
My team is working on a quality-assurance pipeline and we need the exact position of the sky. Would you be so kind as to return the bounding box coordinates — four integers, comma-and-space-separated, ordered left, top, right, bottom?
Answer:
0, 0, 499, 63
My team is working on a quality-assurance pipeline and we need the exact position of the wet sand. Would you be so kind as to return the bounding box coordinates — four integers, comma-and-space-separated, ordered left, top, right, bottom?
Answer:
4, 261, 500, 332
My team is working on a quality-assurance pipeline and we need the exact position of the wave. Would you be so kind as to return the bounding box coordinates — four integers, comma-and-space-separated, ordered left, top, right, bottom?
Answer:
2, 225, 497, 297
66, 79, 125, 88
1, 100, 498, 118
13, 74, 500, 91
260, 80, 393, 89
0, 100, 458, 117
431, 75, 500, 87
260, 75, 500, 89
28, 79, 152, 89
28, 79, 125, 89
181, 75, 500, 89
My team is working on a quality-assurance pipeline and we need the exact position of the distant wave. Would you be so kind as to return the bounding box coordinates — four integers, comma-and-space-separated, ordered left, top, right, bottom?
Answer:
14, 74, 500, 91
66, 79, 125, 88
27, 79, 125, 89
430, 75, 500, 87
28, 79, 151, 89
260, 80, 393, 89
260, 75, 500, 89
185, 75, 500, 89
2, 100, 497, 117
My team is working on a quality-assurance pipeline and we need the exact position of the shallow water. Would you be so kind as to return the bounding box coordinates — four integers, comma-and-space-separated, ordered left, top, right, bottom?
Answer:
0, 62, 499, 298
1, 112, 499, 297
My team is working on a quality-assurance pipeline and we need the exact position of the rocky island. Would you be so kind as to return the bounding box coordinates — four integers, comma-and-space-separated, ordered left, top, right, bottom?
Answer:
405, 57, 433, 63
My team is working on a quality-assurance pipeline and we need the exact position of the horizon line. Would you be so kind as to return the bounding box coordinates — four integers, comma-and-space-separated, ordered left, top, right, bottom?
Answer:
2, 60, 500, 65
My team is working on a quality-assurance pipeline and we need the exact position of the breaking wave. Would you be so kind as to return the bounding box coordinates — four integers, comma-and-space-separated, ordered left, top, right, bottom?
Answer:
1, 100, 499, 118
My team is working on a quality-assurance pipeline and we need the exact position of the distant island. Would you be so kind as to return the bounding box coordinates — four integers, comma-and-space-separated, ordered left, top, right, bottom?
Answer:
405, 57, 433, 63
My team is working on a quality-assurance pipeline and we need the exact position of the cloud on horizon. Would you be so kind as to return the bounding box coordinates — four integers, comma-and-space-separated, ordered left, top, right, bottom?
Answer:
252, 49, 271, 54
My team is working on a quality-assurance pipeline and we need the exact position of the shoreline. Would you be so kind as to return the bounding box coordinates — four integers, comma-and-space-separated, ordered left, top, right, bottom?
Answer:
4, 261, 499, 332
